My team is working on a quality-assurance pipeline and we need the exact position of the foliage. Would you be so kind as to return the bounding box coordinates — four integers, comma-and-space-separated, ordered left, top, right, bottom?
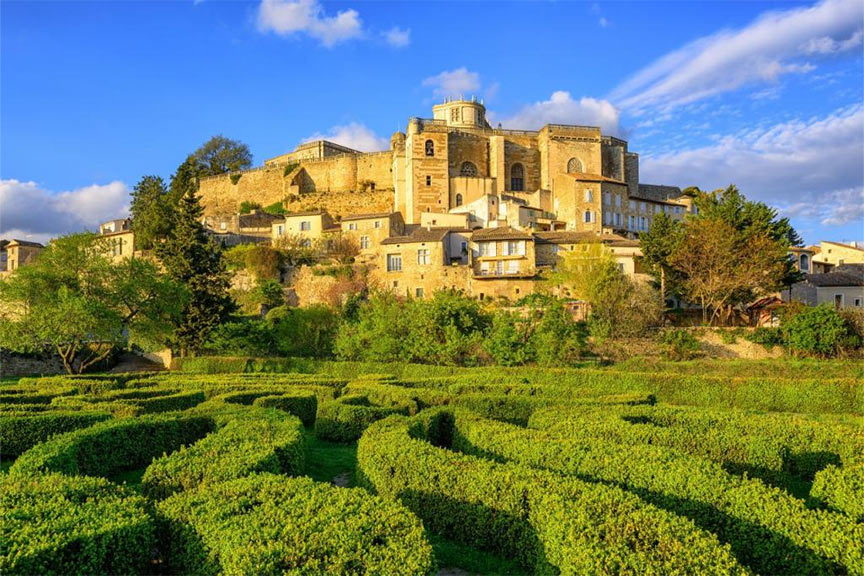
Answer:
273, 233, 322, 265
781, 304, 860, 358
253, 392, 318, 427
282, 162, 299, 177
157, 473, 435, 575
660, 329, 701, 361
316, 394, 412, 442
326, 232, 360, 264
201, 318, 275, 357
268, 304, 340, 357
0, 473, 154, 575
639, 212, 684, 304
190, 135, 252, 177
238, 200, 261, 214
0, 233, 185, 372
157, 189, 234, 356
0, 411, 111, 457
263, 200, 287, 215
746, 326, 784, 347
130, 175, 174, 249
229, 173, 242, 185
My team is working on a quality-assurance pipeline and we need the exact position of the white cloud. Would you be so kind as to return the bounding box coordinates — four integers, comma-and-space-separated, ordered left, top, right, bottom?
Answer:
257, 0, 363, 47
640, 105, 864, 229
383, 26, 410, 48
497, 91, 622, 135
611, 0, 863, 113
422, 68, 482, 100
302, 122, 389, 152
0, 179, 130, 243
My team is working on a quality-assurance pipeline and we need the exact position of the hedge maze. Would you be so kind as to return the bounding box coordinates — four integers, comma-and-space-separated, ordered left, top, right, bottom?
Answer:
1, 363, 862, 575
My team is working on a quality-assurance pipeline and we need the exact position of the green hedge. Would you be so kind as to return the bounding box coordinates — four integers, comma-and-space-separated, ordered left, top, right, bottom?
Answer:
0, 473, 154, 575
9, 414, 213, 478
811, 464, 864, 522
252, 393, 317, 426
0, 412, 112, 458
316, 395, 412, 442
452, 409, 863, 575
157, 472, 435, 575
357, 410, 746, 574
141, 407, 305, 499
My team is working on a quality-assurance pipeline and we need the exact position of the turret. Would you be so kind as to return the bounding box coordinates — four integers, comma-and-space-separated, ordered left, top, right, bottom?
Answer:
432, 97, 489, 129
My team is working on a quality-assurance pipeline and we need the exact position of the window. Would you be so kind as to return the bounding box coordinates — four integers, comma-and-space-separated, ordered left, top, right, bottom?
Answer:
505, 241, 521, 256
507, 260, 519, 274
584, 210, 593, 223
300, 221, 311, 231
615, 195, 621, 208
387, 254, 402, 272
478, 242, 497, 257
416, 287, 425, 298
276, 224, 284, 236
426, 175, 431, 186
348, 222, 358, 231
854, 298, 861, 307
604, 191, 611, 205
460, 241, 468, 254
451, 108, 460, 122
460, 161, 478, 177
360, 236, 370, 249
455, 193, 463, 207
374, 220, 381, 229
425, 140, 434, 157
219, 222, 227, 230
799, 253, 809, 272
628, 215, 635, 229
615, 213, 621, 226
640, 216, 646, 230
834, 294, 845, 308
585, 189, 593, 203
629, 200, 636, 211
511, 163, 524, 191
417, 249, 430, 265
566, 157, 583, 173
618, 263, 625, 273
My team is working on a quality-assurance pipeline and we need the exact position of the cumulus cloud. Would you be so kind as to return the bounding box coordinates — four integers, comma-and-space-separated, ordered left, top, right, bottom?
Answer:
257, 0, 363, 47
383, 26, 410, 48
0, 179, 130, 244
640, 105, 864, 229
302, 122, 389, 152
422, 68, 482, 100
497, 91, 622, 135
611, 0, 863, 113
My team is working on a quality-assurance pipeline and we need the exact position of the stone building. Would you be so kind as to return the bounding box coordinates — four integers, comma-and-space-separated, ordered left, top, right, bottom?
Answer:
810, 241, 864, 272
198, 98, 689, 236
0, 239, 44, 276
785, 264, 864, 309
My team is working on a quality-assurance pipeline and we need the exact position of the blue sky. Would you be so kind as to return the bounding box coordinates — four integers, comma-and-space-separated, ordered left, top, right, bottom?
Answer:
2, 0, 862, 245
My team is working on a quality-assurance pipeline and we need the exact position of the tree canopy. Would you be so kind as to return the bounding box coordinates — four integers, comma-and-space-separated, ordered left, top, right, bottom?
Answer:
190, 135, 252, 177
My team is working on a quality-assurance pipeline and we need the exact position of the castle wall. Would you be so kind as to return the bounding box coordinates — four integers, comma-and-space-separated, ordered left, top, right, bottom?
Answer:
503, 136, 541, 192
407, 129, 450, 222
355, 151, 394, 190
295, 155, 358, 194
448, 131, 489, 177
200, 166, 288, 216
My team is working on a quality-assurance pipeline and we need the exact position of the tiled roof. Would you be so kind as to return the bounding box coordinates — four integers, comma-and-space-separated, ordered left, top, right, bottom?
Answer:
381, 227, 452, 245
341, 212, 395, 222
534, 231, 632, 245
803, 270, 864, 287
823, 241, 864, 253
5, 239, 45, 248
239, 212, 281, 228
284, 210, 328, 217
562, 172, 626, 185
471, 226, 534, 242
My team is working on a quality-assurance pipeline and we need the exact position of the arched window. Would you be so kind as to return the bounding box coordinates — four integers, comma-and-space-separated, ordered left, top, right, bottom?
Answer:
425, 140, 434, 157
460, 161, 478, 177
800, 253, 810, 272
567, 157, 583, 174
584, 189, 593, 202
510, 163, 524, 191
584, 210, 593, 223
455, 193, 463, 207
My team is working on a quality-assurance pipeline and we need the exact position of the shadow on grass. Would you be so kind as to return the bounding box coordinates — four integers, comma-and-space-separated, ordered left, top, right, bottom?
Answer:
302, 428, 358, 487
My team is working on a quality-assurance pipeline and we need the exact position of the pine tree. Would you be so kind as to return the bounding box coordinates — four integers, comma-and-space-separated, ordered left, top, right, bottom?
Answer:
130, 175, 174, 250
157, 186, 234, 356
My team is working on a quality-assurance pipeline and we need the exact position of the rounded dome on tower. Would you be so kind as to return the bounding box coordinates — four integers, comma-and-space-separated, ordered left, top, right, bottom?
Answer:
390, 131, 406, 150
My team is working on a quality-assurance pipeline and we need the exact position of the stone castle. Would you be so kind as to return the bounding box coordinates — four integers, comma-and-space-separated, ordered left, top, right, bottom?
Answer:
199, 98, 690, 235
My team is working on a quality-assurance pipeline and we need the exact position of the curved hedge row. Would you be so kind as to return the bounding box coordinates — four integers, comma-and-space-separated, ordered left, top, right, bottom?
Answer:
0, 473, 154, 575
811, 464, 864, 522
452, 409, 863, 575
357, 410, 746, 574
141, 407, 305, 499
9, 414, 213, 478
316, 394, 412, 442
252, 393, 317, 426
157, 472, 436, 575
0, 412, 112, 458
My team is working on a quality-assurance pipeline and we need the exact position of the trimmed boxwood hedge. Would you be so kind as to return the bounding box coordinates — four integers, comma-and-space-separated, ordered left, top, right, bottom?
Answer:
811, 464, 864, 522
316, 394, 412, 442
0, 473, 154, 575
0, 411, 112, 458
452, 409, 864, 575
9, 414, 214, 478
157, 472, 436, 575
141, 407, 305, 499
357, 410, 746, 574
252, 392, 317, 426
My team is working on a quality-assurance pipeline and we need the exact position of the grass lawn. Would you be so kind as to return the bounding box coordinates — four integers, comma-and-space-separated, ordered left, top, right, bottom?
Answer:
302, 428, 358, 487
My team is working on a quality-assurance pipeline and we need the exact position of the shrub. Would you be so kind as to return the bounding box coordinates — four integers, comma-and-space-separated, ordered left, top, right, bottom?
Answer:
141, 407, 305, 499
746, 326, 784, 347
202, 319, 276, 356
263, 201, 287, 216
811, 464, 864, 522
0, 412, 112, 458
782, 304, 861, 357
0, 473, 154, 575
157, 473, 435, 575
269, 304, 340, 358
229, 173, 242, 185
316, 394, 411, 442
238, 200, 261, 214
252, 393, 317, 426
358, 411, 746, 574
10, 414, 214, 477
660, 329, 701, 360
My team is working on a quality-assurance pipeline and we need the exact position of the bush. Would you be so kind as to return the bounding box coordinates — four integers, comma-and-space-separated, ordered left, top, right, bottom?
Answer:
157, 473, 435, 575
10, 414, 214, 477
238, 200, 261, 214
263, 201, 287, 216
0, 473, 154, 575
782, 304, 861, 357
0, 412, 112, 458
660, 329, 701, 360
141, 406, 305, 499
252, 393, 318, 426
746, 326, 784, 347
202, 319, 276, 356
268, 304, 340, 358
811, 464, 864, 522
316, 394, 411, 442
358, 410, 746, 574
